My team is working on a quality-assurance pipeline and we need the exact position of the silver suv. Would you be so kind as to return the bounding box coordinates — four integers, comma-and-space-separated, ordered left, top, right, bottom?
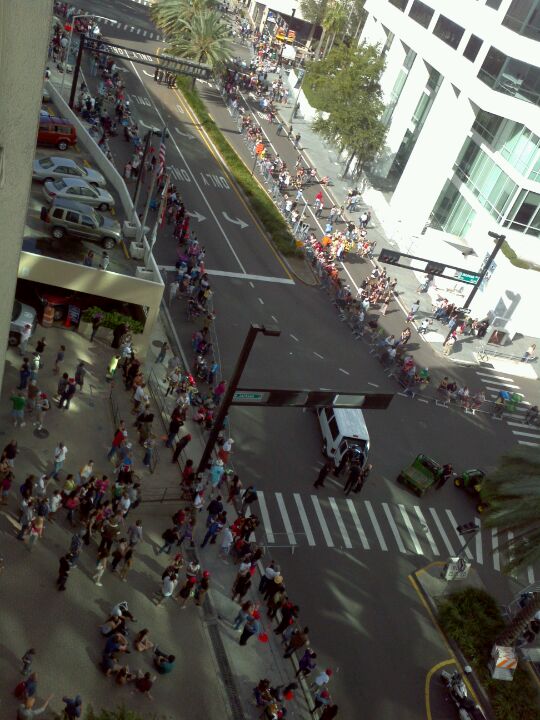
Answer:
40, 198, 122, 249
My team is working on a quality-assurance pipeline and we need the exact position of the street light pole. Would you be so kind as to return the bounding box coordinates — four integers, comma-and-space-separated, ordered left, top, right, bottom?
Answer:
135, 127, 167, 244
196, 323, 281, 475
463, 231, 506, 310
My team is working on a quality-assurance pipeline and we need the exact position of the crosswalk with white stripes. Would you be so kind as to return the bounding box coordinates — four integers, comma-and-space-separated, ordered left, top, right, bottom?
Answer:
255, 489, 535, 580
99, 17, 163, 42
473, 367, 540, 448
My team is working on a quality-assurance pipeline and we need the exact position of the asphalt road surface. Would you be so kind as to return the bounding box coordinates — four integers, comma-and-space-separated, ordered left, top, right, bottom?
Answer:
76, 3, 534, 717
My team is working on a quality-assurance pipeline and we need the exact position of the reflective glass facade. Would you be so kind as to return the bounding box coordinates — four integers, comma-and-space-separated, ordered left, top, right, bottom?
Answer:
502, 0, 540, 40
478, 47, 540, 106
431, 181, 477, 237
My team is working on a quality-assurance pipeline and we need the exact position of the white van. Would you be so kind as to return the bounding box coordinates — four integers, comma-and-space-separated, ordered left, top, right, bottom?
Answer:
318, 407, 370, 469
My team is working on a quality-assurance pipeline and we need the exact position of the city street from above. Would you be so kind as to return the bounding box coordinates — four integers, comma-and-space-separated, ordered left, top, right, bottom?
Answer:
2, 1, 540, 720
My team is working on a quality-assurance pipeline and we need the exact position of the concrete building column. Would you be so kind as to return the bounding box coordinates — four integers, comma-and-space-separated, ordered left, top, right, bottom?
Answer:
0, 0, 53, 387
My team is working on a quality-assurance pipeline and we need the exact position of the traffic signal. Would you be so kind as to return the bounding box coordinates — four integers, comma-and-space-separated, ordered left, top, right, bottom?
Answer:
379, 249, 401, 264
425, 261, 445, 276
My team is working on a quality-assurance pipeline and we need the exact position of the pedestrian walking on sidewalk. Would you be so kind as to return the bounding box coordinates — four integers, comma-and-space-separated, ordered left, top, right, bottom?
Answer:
58, 377, 76, 409
155, 341, 168, 364
172, 433, 192, 463
232, 600, 253, 631
74, 361, 86, 392
296, 648, 317, 677
443, 334, 456, 356
258, 560, 279, 593
294, 133, 301, 149
283, 626, 309, 658
314, 460, 332, 489
20, 649, 35, 677
50, 442, 68, 479
239, 612, 261, 646
177, 576, 197, 608
53, 345, 65, 374
343, 461, 361, 495
194, 571, 210, 605
406, 300, 420, 323
57, 553, 73, 591
274, 601, 299, 635
93, 549, 109, 587
155, 572, 178, 606
310, 668, 333, 692
62, 695, 82, 720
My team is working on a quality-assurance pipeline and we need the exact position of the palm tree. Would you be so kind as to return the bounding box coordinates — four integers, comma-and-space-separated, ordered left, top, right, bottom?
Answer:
168, 10, 232, 87
481, 448, 540, 645
151, 0, 217, 38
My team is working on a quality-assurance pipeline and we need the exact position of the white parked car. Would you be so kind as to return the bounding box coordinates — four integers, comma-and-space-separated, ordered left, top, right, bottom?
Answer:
43, 177, 115, 211
33, 156, 106, 187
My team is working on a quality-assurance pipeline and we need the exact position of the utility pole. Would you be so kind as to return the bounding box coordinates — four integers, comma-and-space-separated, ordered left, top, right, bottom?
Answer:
196, 324, 280, 475
69, 35, 86, 109
463, 231, 506, 310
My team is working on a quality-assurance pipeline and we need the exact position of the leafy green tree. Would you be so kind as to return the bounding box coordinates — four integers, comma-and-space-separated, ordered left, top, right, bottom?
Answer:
299, 0, 330, 25
151, 0, 218, 36
167, 10, 231, 87
307, 43, 386, 177
482, 449, 540, 573
481, 449, 540, 646
320, 0, 349, 57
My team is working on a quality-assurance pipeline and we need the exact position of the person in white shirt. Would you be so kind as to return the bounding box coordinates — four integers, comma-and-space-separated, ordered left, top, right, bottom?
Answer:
259, 560, 279, 593
310, 668, 333, 691
51, 443, 68, 480
219, 526, 234, 559
48, 490, 62, 521
156, 573, 177, 606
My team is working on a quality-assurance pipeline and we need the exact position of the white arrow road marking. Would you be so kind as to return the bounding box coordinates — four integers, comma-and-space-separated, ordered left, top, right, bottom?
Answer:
175, 104, 185, 114
222, 211, 248, 229
186, 210, 206, 223
174, 127, 191, 139
142, 70, 154, 77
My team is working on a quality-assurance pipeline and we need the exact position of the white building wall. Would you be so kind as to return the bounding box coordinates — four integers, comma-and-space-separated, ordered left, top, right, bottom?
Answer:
391, 82, 476, 237
377, 58, 429, 176
379, 34, 407, 101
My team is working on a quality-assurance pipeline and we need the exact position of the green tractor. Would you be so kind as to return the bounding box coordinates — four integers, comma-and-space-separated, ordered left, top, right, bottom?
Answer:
454, 469, 488, 513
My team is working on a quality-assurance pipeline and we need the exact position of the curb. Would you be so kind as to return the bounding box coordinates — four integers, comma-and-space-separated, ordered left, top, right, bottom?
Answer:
410, 569, 494, 719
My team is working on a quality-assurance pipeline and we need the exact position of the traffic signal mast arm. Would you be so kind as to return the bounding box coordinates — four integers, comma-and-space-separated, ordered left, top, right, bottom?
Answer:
378, 248, 480, 285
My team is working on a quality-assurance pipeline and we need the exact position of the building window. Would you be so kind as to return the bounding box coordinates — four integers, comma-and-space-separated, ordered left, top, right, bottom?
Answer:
433, 15, 465, 49
463, 34, 483, 62
486, 0, 502, 9
530, 156, 540, 181
504, 190, 540, 235
502, 0, 540, 40
381, 27, 395, 56
455, 138, 518, 221
381, 45, 416, 126
431, 180, 477, 237
408, 0, 434, 28
478, 47, 540, 107
389, 0, 409, 9
472, 110, 503, 144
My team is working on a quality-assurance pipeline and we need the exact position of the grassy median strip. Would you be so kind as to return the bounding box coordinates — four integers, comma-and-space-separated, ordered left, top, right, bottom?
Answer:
177, 78, 300, 257
438, 588, 540, 720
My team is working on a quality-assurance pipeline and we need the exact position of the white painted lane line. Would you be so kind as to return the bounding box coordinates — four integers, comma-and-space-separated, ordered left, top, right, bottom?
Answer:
258, 297, 264, 305
528, 566, 535, 584
294, 494, 315, 546
364, 501, 388, 551
476, 371, 517, 382
275, 492, 296, 545
492, 528, 500, 571
512, 430, 540, 438
418, 398, 428, 403
475, 517, 483, 564
142, 30, 147, 37
257, 491, 274, 543
249, 281, 254, 288
368, 382, 379, 388
311, 496, 334, 547
507, 421, 531, 427
136, 28, 141, 34
149, 33, 154, 39
518, 440, 540, 447
122, 23, 128, 30
481, 379, 521, 389
486, 385, 520, 393
398, 504, 423, 554
429, 508, 455, 556
329, 498, 352, 549
314, 352, 324, 359
161, 268, 294, 284
129, 60, 248, 273
271, 315, 278, 323
382, 503, 408, 553
339, 368, 350, 375
290, 334, 299, 342
346, 499, 369, 549
414, 506, 439, 556
446, 509, 474, 560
